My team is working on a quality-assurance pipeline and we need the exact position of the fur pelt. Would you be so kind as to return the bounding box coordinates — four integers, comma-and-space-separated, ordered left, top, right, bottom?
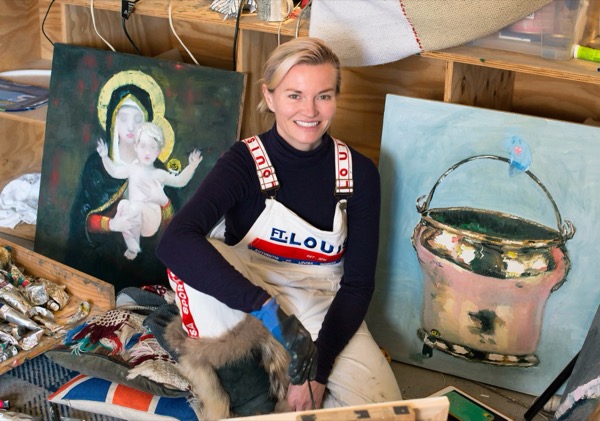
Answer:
165, 314, 291, 420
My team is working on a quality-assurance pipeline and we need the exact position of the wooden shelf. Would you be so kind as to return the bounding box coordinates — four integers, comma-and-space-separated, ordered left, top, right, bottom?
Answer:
56, 0, 310, 37
422, 45, 600, 85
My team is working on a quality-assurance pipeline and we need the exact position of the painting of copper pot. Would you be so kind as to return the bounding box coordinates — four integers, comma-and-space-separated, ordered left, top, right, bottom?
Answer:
412, 155, 575, 366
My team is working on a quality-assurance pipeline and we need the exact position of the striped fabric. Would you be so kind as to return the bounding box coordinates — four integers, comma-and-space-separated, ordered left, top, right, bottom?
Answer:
309, 0, 553, 67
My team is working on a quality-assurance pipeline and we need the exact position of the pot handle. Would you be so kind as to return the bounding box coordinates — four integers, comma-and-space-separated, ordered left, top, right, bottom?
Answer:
415, 155, 575, 241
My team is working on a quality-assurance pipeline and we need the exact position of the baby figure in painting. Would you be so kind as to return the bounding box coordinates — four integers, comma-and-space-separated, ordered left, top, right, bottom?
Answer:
97, 122, 202, 260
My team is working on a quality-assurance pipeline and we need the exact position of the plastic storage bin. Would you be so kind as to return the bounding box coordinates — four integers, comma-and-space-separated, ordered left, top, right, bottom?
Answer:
471, 0, 587, 60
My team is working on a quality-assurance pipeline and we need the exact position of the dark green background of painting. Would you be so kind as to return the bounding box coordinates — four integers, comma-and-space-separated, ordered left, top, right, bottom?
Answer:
35, 43, 245, 285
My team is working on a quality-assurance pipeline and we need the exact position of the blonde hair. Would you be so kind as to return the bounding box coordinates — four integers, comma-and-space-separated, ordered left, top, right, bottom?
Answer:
136, 122, 165, 149
257, 37, 341, 113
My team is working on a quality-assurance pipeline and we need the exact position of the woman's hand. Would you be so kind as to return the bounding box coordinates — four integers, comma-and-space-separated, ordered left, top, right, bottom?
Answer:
286, 380, 326, 412
139, 179, 169, 207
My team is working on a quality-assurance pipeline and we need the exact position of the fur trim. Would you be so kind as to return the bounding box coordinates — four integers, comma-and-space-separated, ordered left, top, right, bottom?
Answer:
165, 314, 290, 420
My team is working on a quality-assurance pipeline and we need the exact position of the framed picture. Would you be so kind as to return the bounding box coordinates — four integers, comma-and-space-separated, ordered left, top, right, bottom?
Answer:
35, 44, 246, 291
368, 95, 600, 395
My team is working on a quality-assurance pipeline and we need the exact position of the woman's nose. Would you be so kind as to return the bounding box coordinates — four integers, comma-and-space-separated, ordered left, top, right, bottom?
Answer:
302, 100, 317, 117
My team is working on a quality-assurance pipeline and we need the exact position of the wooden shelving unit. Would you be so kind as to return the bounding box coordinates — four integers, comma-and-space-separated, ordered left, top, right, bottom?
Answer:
1, 0, 600, 241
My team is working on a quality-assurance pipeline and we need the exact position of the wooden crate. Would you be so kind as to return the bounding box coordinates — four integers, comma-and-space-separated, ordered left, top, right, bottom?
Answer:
0, 238, 115, 375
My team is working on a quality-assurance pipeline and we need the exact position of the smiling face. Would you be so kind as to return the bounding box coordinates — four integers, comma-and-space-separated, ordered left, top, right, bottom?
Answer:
262, 63, 337, 152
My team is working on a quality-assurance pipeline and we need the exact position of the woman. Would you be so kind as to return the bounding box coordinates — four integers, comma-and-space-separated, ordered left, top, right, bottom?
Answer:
66, 70, 179, 290
157, 37, 401, 411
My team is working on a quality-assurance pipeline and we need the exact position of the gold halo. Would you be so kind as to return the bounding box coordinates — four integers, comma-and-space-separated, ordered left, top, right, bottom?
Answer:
96, 70, 174, 162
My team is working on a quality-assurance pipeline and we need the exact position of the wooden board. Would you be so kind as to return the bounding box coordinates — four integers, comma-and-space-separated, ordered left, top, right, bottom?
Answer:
229, 398, 449, 421
0, 238, 115, 375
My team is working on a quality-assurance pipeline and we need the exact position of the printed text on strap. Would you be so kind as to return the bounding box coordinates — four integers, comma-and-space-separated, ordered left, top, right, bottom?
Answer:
334, 137, 353, 197
242, 136, 280, 195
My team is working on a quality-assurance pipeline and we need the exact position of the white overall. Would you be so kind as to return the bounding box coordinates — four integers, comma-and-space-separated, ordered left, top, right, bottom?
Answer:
170, 136, 401, 407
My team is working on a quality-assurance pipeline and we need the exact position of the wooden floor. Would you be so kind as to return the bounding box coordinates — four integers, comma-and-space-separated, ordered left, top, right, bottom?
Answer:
390, 360, 557, 421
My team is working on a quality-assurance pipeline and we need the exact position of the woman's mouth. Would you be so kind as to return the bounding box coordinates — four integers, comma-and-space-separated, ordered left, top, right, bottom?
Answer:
295, 121, 319, 128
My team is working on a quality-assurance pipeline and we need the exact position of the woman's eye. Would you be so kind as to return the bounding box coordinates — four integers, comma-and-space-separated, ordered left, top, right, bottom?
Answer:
288, 94, 300, 99
319, 95, 332, 100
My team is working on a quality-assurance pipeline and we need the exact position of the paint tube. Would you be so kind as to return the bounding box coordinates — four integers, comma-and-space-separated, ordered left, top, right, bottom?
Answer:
65, 301, 91, 326
38, 278, 70, 310
27, 306, 54, 320
0, 322, 23, 340
24, 282, 50, 307
0, 345, 18, 362
18, 329, 44, 350
573, 44, 600, 63
30, 315, 62, 336
0, 280, 31, 315
0, 302, 40, 331
0, 330, 18, 346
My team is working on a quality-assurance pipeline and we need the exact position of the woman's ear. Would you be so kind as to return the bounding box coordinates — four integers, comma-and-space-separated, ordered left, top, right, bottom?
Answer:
261, 84, 275, 112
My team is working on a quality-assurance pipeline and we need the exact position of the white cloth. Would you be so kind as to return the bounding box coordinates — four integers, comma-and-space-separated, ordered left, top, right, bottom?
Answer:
309, 0, 554, 67
0, 173, 40, 228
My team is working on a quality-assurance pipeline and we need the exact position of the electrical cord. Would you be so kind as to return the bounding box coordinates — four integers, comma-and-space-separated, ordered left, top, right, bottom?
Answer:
168, 0, 200, 65
41, 0, 57, 46
121, 16, 142, 54
91, 0, 116, 51
232, 0, 246, 71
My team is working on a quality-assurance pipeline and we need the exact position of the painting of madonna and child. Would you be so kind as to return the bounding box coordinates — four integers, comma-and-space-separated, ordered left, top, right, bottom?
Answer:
368, 95, 600, 396
34, 43, 245, 291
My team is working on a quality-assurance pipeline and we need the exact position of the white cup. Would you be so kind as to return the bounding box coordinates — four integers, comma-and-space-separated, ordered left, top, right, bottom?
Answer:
256, 0, 294, 22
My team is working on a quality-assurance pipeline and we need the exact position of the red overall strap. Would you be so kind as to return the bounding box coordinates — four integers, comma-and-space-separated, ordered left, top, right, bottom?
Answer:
242, 136, 279, 194
333, 137, 353, 196
168, 269, 199, 338
243, 135, 353, 197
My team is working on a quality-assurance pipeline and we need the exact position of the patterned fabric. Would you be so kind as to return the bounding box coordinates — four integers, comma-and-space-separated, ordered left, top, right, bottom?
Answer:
47, 288, 191, 397
309, 0, 554, 66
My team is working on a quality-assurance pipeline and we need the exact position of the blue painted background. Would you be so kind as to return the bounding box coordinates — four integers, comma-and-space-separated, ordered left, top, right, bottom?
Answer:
367, 95, 600, 395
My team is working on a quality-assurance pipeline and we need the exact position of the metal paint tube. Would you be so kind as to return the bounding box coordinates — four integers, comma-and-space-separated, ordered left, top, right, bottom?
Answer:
573, 44, 600, 63
0, 302, 40, 331
0, 345, 18, 362
0, 280, 31, 315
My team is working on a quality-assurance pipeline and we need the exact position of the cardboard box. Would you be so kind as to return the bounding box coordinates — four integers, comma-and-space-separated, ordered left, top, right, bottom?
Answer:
0, 239, 115, 375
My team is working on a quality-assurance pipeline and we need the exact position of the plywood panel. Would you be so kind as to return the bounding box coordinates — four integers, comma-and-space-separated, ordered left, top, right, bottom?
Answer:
331, 55, 446, 164
0, 120, 44, 191
63, 5, 172, 56
0, 0, 41, 70
445, 61, 515, 111
167, 19, 235, 68
237, 30, 279, 138
512, 73, 600, 123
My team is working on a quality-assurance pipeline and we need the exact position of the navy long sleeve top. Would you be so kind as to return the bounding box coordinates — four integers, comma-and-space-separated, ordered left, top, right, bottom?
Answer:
156, 126, 381, 383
